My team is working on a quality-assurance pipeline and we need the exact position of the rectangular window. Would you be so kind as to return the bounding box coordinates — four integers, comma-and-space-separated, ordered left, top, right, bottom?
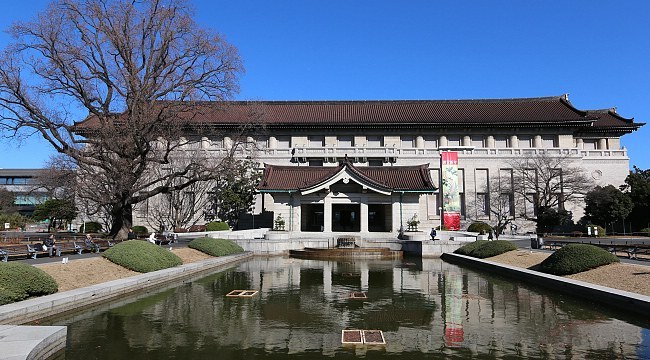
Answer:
583, 140, 597, 150
424, 135, 438, 148
447, 136, 461, 146
518, 136, 532, 148
542, 135, 556, 148
368, 159, 383, 167
308, 136, 324, 147
277, 136, 291, 148
401, 136, 414, 148
308, 159, 324, 166
471, 136, 483, 148
338, 136, 354, 147
494, 136, 508, 148
367, 136, 383, 147
256, 137, 268, 149
477, 193, 489, 216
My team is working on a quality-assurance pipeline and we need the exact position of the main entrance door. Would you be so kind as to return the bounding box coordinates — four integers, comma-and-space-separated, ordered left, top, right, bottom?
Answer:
331, 204, 360, 232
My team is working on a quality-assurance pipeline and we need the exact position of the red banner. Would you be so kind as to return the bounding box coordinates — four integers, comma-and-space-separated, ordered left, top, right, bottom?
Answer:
441, 152, 461, 230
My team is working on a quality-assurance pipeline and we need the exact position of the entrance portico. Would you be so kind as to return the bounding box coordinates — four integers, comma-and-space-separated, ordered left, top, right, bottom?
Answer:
258, 158, 436, 234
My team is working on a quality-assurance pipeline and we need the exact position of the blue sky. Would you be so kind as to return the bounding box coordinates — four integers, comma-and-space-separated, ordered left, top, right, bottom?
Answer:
1, 0, 648, 170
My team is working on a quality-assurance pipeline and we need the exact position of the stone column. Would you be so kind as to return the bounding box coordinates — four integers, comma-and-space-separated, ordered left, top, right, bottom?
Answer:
269, 136, 277, 149
510, 135, 518, 148
598, 138, 607, 150
323, 194, 332, 232
463, 135, 471, 147
360, 201, 368, 233
486, 135, 495, 148
416, 135, 424, 148
439, 135, 448, 147
576, 138, 584, 148
533, 135, 542, 148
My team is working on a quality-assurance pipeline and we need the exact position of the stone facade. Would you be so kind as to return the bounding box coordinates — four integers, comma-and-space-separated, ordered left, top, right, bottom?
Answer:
128, 95, 642, 235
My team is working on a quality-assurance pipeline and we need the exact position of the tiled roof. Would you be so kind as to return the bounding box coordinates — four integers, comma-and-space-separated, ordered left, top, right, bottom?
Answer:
258, 161, 436, 192
75, 95, 643, 131
587, 109, 643, 129
173, 96, 594, 126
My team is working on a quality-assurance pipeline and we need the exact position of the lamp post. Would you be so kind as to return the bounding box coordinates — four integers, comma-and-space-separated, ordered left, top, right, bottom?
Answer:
439, 206, 443, 230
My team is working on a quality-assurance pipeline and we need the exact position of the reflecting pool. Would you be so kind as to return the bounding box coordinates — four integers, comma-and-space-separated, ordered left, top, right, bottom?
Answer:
47, 257, 650, 359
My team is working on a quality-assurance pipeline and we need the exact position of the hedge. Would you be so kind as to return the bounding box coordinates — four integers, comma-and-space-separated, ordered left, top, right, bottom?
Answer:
188, 237, 244, 257
82, 221, 103, 233
103, 240, 182, 273
454, 240, 489, 256
0, 262, 58, 305
467, 222, 492, 234
131, 226, 148, 236
539, 244, 619, 275
205, 221, 230, 231
468, 240, 517, 259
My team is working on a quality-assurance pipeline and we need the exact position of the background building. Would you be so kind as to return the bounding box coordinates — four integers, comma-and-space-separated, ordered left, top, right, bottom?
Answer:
131, 95, 643, 235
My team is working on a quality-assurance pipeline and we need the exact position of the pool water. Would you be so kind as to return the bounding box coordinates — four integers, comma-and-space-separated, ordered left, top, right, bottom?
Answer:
47, 257, 650, 359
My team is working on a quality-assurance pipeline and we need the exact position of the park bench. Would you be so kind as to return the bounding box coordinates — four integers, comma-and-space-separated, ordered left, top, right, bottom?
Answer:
621, 244, 650, 260
54, 241, 83, 257
0, 244, 33, 262
26, 243, 51, 259
93, 239, 115, 252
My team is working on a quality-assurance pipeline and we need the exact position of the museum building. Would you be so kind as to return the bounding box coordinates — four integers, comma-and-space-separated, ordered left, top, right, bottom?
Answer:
131, 95, 643, 234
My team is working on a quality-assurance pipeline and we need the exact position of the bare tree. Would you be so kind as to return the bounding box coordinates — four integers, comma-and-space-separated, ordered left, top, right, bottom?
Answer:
145, 159, 218, 232
0, 0, 244, 238
466, 176, 520, 239
31, 155, 77, 201
509, 152, 593, 229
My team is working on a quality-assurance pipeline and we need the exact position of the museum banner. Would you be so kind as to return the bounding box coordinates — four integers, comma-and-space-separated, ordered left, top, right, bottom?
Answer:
441, 151, 461, 230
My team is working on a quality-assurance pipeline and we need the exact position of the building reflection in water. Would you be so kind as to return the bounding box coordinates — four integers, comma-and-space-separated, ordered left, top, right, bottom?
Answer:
58, 257, 648, 359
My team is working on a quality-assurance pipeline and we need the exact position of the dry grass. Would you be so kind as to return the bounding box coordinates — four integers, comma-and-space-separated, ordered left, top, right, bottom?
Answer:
35, 247, 212, 292
487, 249, 650, 296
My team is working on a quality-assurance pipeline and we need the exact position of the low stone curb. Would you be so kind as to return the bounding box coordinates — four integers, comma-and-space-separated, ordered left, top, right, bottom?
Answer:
0, 252, 253, 360
0, 325, 66, 360
442, 252, 650, 316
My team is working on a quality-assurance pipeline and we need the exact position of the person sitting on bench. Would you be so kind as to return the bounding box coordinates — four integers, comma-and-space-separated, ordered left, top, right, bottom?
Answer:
43, 234, 57, 257
84, 234, 99, 252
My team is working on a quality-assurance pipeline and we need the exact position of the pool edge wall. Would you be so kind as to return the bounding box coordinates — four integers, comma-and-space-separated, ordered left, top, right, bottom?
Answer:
0, 252, 252, 326
442, 252, 650, 317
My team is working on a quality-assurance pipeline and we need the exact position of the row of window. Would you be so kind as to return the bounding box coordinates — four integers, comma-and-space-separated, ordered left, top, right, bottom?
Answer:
283, 135, 559, 148
187, 135, 610, 150
0, 177, 34, 185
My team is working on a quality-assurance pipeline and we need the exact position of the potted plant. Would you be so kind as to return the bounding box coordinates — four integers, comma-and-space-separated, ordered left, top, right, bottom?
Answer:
274, 215, 286, 231
406, 214, 420, 232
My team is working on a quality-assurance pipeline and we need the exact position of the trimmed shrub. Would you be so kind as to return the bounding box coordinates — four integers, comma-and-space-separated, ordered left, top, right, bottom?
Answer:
467, 222, 492, 234
189, 237, 244, 257
206, 221, 230, 231
82, 221, 103, 233
454, 240, 489, 256
468, 240, 517, 259
131, 226, 148, 237
103, 240, 182, 273
639, 228, 650, 237
539, 244, 619, 275
0, 262, 58, 305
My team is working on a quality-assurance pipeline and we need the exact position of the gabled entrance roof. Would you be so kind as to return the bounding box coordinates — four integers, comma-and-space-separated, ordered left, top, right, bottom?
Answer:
258, 158, 437, 195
